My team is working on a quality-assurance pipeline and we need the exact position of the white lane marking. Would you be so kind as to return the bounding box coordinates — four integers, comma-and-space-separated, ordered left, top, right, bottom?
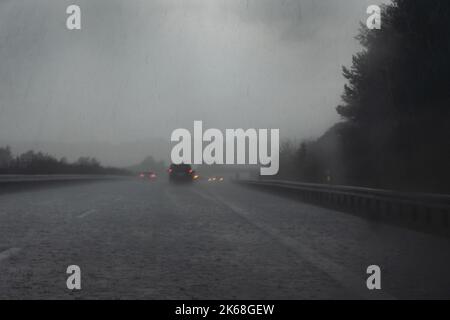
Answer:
77, 209, 97, 218
0, 248, 21, 262
191, 188, 396, 300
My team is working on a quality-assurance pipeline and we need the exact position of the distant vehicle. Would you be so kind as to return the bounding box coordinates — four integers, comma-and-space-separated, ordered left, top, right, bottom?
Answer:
139, 171, 157, 180
168, 164, 196, 183
207, 176, 224, 182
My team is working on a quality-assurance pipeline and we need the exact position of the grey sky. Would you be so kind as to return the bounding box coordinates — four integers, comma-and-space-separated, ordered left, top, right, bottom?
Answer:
0, 0, 387, 166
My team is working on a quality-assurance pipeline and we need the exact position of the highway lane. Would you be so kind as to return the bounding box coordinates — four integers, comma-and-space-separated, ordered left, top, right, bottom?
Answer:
0, 179, 450, 299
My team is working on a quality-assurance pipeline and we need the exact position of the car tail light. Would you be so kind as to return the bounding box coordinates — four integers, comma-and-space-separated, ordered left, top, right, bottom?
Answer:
188, 169, 193, 174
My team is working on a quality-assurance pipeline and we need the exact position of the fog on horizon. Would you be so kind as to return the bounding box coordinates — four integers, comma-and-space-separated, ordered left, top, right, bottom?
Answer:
0, 0, 387, 167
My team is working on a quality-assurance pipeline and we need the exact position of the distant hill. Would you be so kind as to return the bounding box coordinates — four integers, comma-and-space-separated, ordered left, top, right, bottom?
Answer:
127, 156, 167, 174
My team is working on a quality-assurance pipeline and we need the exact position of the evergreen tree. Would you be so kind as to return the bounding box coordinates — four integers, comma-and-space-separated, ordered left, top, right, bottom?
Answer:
336, 0, 450, 192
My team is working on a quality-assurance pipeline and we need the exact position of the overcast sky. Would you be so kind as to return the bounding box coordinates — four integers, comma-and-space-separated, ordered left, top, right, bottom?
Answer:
0, 0, 388, 166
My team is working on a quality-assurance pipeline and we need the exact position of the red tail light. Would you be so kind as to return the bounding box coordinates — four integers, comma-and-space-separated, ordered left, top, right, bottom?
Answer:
188, 169, 193, 174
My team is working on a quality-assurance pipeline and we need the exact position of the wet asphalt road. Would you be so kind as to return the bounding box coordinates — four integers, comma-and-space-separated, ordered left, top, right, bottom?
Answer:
1, 178, 450, 299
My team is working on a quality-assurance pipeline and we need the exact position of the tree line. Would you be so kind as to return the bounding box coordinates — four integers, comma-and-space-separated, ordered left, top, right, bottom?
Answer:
0, 146, 129, 175
277, 0, 450, 193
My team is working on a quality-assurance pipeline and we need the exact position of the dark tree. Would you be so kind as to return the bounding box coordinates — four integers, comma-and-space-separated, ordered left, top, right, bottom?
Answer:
336, 0, 450, 192
0, 146, 13, 169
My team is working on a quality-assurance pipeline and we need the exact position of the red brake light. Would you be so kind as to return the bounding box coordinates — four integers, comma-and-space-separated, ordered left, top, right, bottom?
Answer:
188, 169, 193, 174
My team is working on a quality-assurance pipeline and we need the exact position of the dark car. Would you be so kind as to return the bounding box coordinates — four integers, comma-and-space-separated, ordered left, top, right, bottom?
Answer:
168, 164, 196, 183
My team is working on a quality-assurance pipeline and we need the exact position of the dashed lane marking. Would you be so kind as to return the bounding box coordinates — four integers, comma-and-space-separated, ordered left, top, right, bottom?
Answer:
0, 248, 21, 262
77, 209, 97, 218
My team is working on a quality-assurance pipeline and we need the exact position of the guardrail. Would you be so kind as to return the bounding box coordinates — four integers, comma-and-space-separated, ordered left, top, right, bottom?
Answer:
0, 174, 125, 182
0, 174, 128, 193
235, 179, 450, 236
